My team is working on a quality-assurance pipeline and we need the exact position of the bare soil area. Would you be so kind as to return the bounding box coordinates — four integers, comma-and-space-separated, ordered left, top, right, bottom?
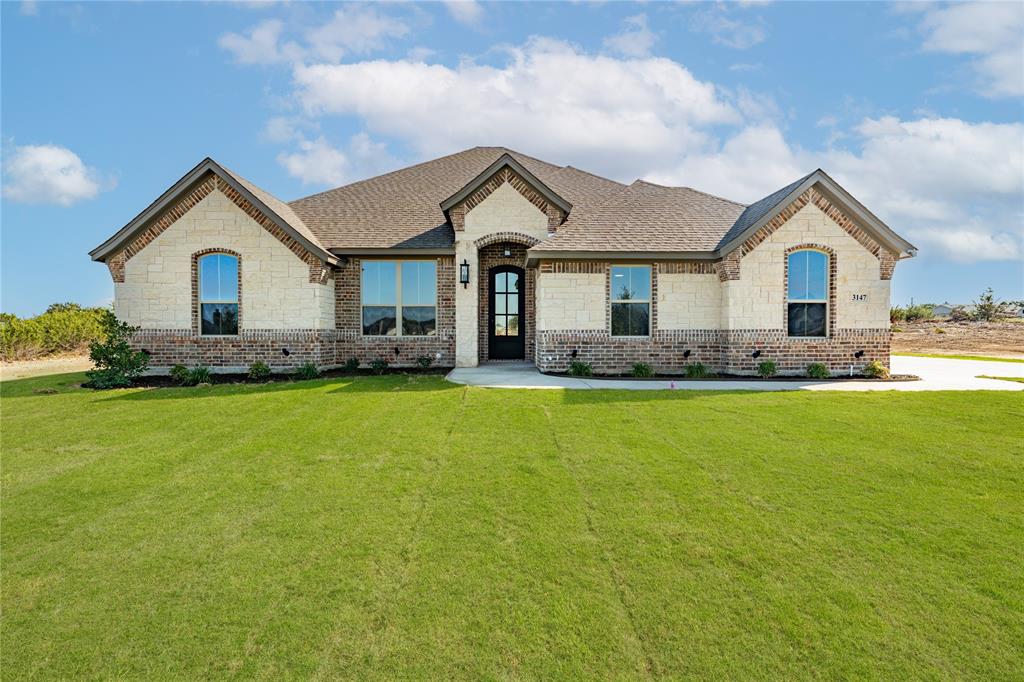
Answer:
0, 354, 92, 381
892, 319, 1024, 357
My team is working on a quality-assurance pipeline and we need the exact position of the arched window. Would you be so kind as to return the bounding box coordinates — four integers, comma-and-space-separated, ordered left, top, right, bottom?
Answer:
787, 249, 827, 337
199, 253, 239, 335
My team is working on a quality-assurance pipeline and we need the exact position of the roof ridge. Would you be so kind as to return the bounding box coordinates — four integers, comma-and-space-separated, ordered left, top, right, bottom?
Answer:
633, 179, 747, 207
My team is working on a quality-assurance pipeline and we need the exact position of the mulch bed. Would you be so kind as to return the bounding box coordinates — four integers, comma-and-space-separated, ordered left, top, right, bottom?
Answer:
119, 367, 453, 389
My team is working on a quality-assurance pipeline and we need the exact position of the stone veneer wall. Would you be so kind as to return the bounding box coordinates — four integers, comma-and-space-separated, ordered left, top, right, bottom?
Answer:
476, 242, 536, 363
333, 256, 456, 367
534, 259, 890, 376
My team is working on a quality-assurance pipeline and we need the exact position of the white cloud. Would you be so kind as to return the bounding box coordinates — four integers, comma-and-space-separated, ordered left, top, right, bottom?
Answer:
691, 5, 767, 50
292, 37, 739, 181
306, 7, 410, 62
603, 14, 657, 58
20, 0, 38, 16
2, 143, 112, 206
219, 8, 409, 65
443, 0, 483, 26
218, 19, 302, 65
920, 1, 1024, 97
277, 133, 399, 186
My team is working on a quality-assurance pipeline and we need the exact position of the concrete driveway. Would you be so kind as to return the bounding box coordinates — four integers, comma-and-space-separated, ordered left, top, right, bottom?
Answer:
446, 356, 1024, 391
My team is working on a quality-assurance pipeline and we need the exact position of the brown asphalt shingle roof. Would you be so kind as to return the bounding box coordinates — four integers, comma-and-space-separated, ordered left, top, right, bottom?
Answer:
282, 146, 798, 254
219, 164, 327, 253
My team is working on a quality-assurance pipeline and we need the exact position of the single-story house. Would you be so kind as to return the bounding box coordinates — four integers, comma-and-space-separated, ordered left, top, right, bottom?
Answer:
90, 147, 917, 375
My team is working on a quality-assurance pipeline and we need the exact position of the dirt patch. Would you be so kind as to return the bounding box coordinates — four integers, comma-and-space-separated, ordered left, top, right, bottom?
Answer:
891, 319, 1024, 357
0, 354, 93, 381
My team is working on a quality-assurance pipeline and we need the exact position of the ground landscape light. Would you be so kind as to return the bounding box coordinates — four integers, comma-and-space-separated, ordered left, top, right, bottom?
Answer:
854, 350, 865, 358
752, 350, 762, 359
683, 349, 691, 359
571, 349, 579, 358
282, 348, 290, 356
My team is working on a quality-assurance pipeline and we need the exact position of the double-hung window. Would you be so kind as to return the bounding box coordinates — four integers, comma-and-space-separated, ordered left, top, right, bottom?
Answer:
361, 260, 437, 336
199, 253, 239, 335
610, 265, 651, 336
787, 249, 828, 337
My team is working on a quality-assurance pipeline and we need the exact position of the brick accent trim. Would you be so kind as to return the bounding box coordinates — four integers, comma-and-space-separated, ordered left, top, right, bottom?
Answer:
108, 172, 331, 286
658, 261, 716, 274
191, 249, 242, 336
451, 167, 566, 232
783, 244, 837, 339
538, 260, 607, 274
477, 243, 535, 362
473, 232, 542, 250
719, 187, 899, 281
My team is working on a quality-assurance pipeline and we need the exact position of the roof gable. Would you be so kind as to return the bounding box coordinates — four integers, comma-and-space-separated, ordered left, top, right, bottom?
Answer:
439, 153, 572, 221
89, 158, 335, 265
716, 170, 917, 258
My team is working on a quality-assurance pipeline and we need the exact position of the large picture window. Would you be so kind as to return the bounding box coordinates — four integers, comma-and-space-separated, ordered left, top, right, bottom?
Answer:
787, 249, 828, 337
362, 260, 437, 336
199, 253, 239, 335
610, 265, 651, 336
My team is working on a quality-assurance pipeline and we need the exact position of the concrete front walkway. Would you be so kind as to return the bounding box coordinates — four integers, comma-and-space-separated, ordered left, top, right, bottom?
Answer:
446, 356, 1024, 391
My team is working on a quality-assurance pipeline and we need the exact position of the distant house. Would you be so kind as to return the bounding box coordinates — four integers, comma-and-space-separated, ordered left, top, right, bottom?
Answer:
90, 147, 917, 376
932, 303, 956, 317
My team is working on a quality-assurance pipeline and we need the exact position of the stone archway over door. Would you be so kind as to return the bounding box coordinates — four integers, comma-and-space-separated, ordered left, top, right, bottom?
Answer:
477, 241, 535, 363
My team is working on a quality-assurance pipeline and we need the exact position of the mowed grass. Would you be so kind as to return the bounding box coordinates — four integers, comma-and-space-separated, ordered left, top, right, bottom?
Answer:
2, 374, 1022, 680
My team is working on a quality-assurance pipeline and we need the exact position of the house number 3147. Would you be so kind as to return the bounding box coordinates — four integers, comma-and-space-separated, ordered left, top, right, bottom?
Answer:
851, 293, 868, 302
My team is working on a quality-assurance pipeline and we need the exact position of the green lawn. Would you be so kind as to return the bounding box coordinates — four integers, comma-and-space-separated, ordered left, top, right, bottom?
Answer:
2, 374, 1022, 680
978, 375, 1024, 384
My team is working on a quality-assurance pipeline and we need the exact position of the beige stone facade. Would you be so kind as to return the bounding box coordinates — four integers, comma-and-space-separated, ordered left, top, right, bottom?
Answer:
116, 190, 334, 331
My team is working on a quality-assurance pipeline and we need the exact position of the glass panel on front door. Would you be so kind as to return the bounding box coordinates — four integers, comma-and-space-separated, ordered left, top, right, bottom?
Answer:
493, 271, 520, 337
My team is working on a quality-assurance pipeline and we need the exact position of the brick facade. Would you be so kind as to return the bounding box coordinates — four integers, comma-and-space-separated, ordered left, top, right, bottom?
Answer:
132, 329, 335, 371
333, 256, 456, 368
450, 166, 565, 233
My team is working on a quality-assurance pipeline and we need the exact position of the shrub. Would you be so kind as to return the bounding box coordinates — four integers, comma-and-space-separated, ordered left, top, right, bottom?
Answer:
567, 360, 592, 377
342, 357, 360, 372
973, 287, 1011, 322
415, 355, 434, 369
0, 304, 107, 361
631, 362, 654, 378
187, 366, 212, 386
247, 361, 271, 382
806, 362, 830, 379
757, 359, 778, 378
84, 311, 149, 389
891, 326, 904, 333
169, 364, 190, 385
889, 306, 906, 323
863, 360, 890, 379
294, 361, 320, 380
949, 306, 973, 322
903, 304, 933, 322
368, 358, 389, 374
685, 362, 709, 378
934, 328, 946, 334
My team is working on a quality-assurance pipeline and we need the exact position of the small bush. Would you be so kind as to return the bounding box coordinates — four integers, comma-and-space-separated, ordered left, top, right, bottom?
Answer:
415, 355, 433, 369
806, 362, 830, 379
891, 326, 904, 333
631, 362, 654, 378
84, 311, 149, 389
904, 304, 933, 322
757, 359, 778, 378
369, 358, 389, 374
247, 361, 271, 382
973, 287, 1011, 322
169, 364, 190, 385
934, 328, 946, 334
863, 360, 890, 379
1, 304, 107, 361
342, 357, 360, 372
949, 306, 973, 322
568, 360, 592, 377
889, 306, 907, 323
187, 366, 212, 386
294, 361, 320, 380
684, 362, 709, 378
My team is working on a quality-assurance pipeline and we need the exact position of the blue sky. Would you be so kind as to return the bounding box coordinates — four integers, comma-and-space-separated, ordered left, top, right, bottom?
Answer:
2, 0, 1022, 317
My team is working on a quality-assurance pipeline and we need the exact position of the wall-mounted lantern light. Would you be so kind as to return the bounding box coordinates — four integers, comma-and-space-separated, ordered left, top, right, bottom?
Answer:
459, 260, 470, 288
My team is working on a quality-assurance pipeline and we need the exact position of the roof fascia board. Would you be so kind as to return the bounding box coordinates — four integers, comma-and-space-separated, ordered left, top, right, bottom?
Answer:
716, 171, 916, 258
329, 248, 456, 256
90, 158, 337, 266
439, 153, 573, 216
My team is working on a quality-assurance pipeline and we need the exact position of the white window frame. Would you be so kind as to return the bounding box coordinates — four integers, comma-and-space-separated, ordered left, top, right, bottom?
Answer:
198, 253, 239, 337
361, 259, 437, 337
787, 249, 829, 338
610, 264, 652, 338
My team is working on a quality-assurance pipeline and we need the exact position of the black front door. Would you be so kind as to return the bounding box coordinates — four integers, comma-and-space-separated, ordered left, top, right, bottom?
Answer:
488, 266, 525, 360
